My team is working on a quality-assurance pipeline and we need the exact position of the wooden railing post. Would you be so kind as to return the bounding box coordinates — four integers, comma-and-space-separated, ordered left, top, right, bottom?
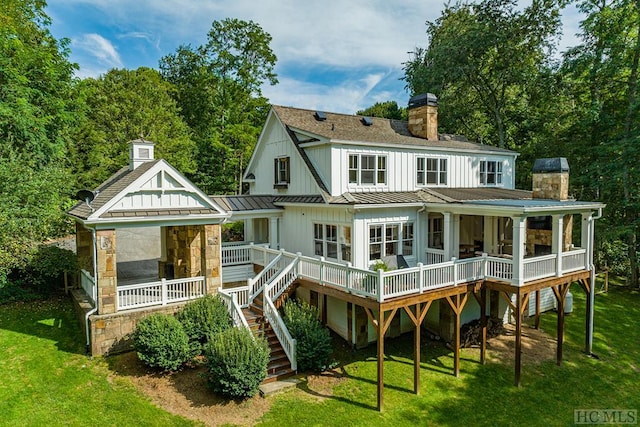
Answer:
319, 257, 325, 285
482, 253, 488, 278
161, 278, 167, 306
417, 263, 424, 293
451, 257, 458, 285
346, 262, 352, 291
377, 269, 384, 302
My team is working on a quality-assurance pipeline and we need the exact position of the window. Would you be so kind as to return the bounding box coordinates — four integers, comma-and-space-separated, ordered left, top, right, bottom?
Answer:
369, 223, 414, 261
274, 157, 290, 188
417, 157, 447, 185
314, 224, 350, 262
348, 154, 387, 185
428, 214, 444, 250
480, 160, 503, 185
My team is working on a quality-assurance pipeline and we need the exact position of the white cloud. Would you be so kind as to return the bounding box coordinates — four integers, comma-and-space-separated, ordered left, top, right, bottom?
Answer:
73, 33, 123, 69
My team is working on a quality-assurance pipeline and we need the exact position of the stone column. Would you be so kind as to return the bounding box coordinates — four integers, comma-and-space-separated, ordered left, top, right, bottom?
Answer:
202, 224, 221, 294
96, 229, 117, 314
75, 223, 94, 273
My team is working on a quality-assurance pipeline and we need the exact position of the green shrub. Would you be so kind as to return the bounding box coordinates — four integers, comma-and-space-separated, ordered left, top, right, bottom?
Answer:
176, 294, 232, 355
133, 314, 190, 371
283, 299, 332, 372
204, 327, 269, 398
23, 245, 78, 295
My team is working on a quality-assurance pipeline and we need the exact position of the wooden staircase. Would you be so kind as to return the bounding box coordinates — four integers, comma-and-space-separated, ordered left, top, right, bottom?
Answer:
243, 291, 296, 383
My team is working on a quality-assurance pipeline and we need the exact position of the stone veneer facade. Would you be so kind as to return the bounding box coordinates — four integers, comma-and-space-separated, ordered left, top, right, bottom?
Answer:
76, 223, 222, 355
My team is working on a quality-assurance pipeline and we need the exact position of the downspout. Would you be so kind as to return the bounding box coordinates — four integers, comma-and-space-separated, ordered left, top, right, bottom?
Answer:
587, 207, 603, 355
85, 226, 98, 354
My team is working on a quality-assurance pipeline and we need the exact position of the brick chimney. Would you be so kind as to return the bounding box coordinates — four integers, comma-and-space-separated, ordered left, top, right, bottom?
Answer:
408, 93, 438, 141
128, 139, 155, 170
532, 157, 570, 200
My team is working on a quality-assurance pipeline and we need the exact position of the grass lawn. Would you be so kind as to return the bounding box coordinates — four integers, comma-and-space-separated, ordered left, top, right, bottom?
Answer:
257, 281, 640, 426
0, 280, 638, 426
0, 297, 195, 426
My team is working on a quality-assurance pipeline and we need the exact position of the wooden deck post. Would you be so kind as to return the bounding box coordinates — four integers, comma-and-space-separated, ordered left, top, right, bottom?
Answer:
580, 278, 593, 354
446, 293, 467, 377
515, 292, 522, 387
534, 290, 541, 329
479, 288, 487, 364
377, 309, 384, 412
414, 304, 421, 394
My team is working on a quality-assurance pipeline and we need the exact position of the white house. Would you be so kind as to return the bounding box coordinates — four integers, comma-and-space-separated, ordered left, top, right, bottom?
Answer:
70, 95, 604, 409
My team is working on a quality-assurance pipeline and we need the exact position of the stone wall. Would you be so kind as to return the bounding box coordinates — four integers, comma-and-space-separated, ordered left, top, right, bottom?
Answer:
408, 104, 438, 141
532, 171, 569, 200
89, 303, 187, 355
96, 229, 117, 315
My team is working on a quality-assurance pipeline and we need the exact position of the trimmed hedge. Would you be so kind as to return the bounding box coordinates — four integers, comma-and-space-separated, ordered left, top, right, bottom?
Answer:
133, 314, 190, 371
204, 327, 269, 399
176, 294, 232, 355
283, 299, 332, 372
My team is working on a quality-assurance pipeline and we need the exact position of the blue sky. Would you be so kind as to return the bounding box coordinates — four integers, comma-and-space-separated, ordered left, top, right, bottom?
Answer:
47, 0, 583, 115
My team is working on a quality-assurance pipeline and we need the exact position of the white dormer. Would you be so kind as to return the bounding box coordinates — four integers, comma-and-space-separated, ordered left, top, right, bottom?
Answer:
129, 139, 156, 170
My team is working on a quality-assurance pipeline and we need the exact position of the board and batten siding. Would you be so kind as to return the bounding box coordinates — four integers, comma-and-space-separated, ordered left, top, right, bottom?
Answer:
328, 144, 516, 196
248, 117, 323, 196
352, 206, 422, 269
279, 206, 353, 258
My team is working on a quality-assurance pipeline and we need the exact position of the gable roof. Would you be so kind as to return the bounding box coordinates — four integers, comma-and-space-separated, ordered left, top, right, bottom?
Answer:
68, 160, 228, 226
271, 105, 516, 155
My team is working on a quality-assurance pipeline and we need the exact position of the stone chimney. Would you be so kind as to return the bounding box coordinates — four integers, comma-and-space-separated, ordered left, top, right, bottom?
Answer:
529, 157, 572, 254
408, 93, 438, 141
128, 139, 155, 170
532, 157, 570, 200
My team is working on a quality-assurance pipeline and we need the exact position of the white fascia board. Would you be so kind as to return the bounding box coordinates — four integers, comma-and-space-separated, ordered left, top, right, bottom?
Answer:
226, 209, 284, 221
244, 108, 277, 180
331, 139, 518, 158
85, 214, 229, 230
425, 202, 605, 217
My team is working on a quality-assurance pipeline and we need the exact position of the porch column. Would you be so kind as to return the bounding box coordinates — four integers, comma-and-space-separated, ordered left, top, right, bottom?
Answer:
202, 224, 221, 294
581, 213, 592, 271
443, 212, 452, 260
244, 219, 254, 243
96, 229, 117, 315
512, 217, 527, 285
269, 217, 279, 249
552, 214, 564, 277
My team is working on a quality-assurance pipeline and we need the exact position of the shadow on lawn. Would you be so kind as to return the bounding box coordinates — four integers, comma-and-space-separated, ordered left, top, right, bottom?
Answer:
0, 295, 85, 354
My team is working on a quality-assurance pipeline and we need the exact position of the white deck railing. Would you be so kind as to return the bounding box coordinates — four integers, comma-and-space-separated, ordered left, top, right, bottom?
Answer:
263, 294, 297, 371
219, 288, 251, 330
117, 276, 205, 310
562, 248, 587, 273
523, 254, 557, 281
425, 248, 445, 265
80, 269, 96, 305
222, 242, 269, 266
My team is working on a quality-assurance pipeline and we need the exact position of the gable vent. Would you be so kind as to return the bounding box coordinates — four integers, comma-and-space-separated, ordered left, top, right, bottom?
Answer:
361, 117, 373, 126
314, 111, 326, 121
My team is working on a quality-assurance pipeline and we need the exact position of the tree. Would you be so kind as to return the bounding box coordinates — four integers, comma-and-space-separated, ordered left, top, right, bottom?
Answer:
403, 0, 563, 150
356, 101, 407, 120
160, 18, 277, 195
561, 0, 640, 286
71, 67, 196, 190
0, 0, 76, 285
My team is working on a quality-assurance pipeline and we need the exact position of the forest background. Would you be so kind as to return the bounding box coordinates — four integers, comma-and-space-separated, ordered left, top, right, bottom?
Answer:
2, 0, 638, 292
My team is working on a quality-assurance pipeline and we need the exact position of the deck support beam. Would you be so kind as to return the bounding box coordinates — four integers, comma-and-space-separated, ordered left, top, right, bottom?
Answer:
514, 291, 530, 387
473, 288, 487, 364
578, 278, 593, 354
404, 301, 432, 394
445, 292, 469, 377
551, 282, 570, 366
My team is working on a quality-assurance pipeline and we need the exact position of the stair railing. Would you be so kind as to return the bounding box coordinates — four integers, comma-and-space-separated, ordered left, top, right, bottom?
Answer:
262, 254, 300, 372
247, 252, 284, 302
263, 295, 297, 371
218, 289, 251, 331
